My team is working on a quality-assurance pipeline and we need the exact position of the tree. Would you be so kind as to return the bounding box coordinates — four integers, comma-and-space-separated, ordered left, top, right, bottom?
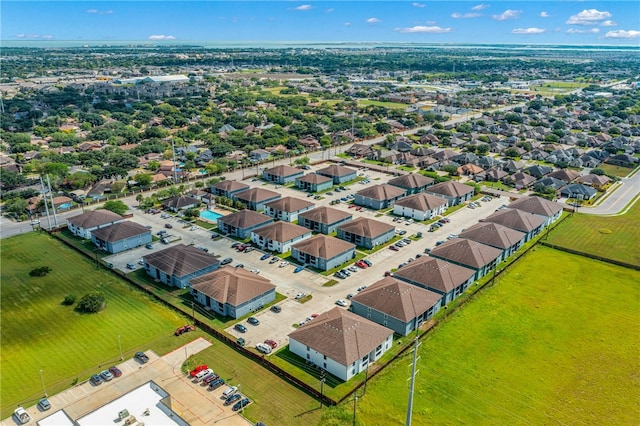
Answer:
4, 198, 27, 217
295, 156, 311, 166
136, 194, 144, 205
66, 172, 96, 189
0, 169, 27, 189
441, 165, 459, 176
134, 173, 153, 187
101, 200, 128, 215
75, 292, 106, 313
503, 148, 520, 158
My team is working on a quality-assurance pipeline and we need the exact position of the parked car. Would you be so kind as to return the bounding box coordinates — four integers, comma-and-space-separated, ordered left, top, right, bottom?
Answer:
134, 351, 149, 363
234, 323, 247, 333
264, 339, 278, 349
145, 243, 154, 249
194, 368, 214, 382
389, 245, 399, 251
13, 407, 30, 424
260, 253, 271, 261
356, 260, 368, 268
189, 364, 208, 377
340, 269, 351, 277
279, 261, 289, 268
256, 343, 272, 354
232, 397, 251, 412
357, 285, 367, 292
221, 257, 233, 265
236, 264, 244, 268
435, 240, 445, 246
348, 265, 358, 273
247, 317, 260, 325
334, 271, 346, 279
165, 223, 173, 229
100, 369, 114, 381
237, 337, 245, 347
203, 373, 220, 385
38, 398, 52, 411
295, 292, 306, 300
222, 386, 238, 398
270, 305, 282, 313
251, 268, 260, 274
90, 374, 103, 385
335, 299, 348, 307
384, 271, 393, 277
269, 257, 279, 264
294, 265, 304, 273
363, 259, 373, 267
208, 378, 225, 390
108, 366, 122, 377
224, 393, 243, 406
126, 263, 135, 270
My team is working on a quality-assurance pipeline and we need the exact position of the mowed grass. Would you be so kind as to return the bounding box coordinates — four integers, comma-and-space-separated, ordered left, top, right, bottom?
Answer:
598, 163, 636, 178
188, 344, 322, 426
546, 199, 640, 266
0, 233, 188, 417
320, 247, 640, 425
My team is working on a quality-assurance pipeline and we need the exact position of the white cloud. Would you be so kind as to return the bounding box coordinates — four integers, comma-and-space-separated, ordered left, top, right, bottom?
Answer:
412, 2, 426, 8
326, 8, 334, 13
452, 12, 481, 19
344, 22, 352, 26
605, 29, 640, 39
566, 9, 612, 25
471, 4, 490, 11
15, 33, 54, 39
567, 28, 600, 34
601, 20, 617, 27
540, 11, 549, 18
294, 4, 312, 11
86, 9, 112, 15
366, 17, 381, 23
148, 35, 176, 40
492, 10, 521, 21
395, 25, 452, 33
511, 27, 546, 34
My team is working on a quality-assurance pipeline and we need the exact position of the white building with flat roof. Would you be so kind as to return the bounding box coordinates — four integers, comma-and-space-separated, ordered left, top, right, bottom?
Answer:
75, 381, 188, 426
37, 409, 75, 426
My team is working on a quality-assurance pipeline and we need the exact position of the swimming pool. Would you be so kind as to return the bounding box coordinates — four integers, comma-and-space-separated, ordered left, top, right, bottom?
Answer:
200, 210, 223, 221
58, 203, 72, 210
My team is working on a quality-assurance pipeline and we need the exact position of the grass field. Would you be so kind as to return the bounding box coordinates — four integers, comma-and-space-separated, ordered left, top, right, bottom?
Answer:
546, 199, 640, 266
320, 247, 640, 425
0, 233, 188, 417
598, 163, 636, 178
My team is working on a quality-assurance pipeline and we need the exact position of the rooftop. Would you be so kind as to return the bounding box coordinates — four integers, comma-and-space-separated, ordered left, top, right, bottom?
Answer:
235, 187, 281, 203
67, 209, 123, 229
292, 234, 355, 259
143, 244, 220, 278
264, 196, 314, 213
252, 221, 311, 242
337, 217, 394, 239
217, 209, 272, 228
191, 266, 275, 306
429, 238, 503, 269
394, 257, 475, 293
91, 221, 151, 242
299, 206, 352, 224
356, 184, 406, 201
394, 192, 448, 211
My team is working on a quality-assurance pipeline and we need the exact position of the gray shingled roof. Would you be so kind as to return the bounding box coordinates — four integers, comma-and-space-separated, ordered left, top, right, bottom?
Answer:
481, 208, 546, 233
264, 196, 314, 213
337, 217, 394, 239
252, 221, 310, 242
236, 188, 281, 203
394, 193, 447, 211
351, 277, 442, 322
218, 209, 272, 228
264, 164, 303, 177
292, 234, 355, 259
388, 173, 434, 189
91, 221, 151, 242
429, 238, 502, 269
458, 222, 526, 250
317, 164, 357, 178
288, 307, 393, 366
299, 206, 352, 225
191, 266, 275, 306
296, 173, 333, 184
143, 244, 220, 278
426, 181, 475, 197
212, 180, 249, 192
356, 184, 406, 201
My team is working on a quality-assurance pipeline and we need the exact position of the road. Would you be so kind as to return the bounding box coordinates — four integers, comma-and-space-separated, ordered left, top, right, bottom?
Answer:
577, 168, 640, 215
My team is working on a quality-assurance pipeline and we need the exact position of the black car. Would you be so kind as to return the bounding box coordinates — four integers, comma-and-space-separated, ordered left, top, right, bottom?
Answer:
221, 257, 233, 265
234, 324, 247, 333
208, 378, 225, 390
134, 351, 149, 363
224, 393, 242, 406
363, 259, 373, 267
247, 317, 260, 326
232, 398, 251, 411
270, 305, 281, 313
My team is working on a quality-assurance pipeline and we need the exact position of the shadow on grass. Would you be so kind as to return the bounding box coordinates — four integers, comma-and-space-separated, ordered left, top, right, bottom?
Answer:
275, 347, 343, 389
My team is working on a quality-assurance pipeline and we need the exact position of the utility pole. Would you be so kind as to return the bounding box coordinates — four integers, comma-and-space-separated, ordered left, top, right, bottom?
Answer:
39, 369, 47, 397
46, 174, 59, 227
319, 370, 326, 408
171, 138, 178, 183
40, 176, 52, 230
118, 335, 123, 361
191, 301, 196, 326
405, 337, 420, 426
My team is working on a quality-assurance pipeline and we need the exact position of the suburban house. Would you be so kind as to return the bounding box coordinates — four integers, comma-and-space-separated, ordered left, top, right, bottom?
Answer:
291, 235, 356, 271
350, 277, 443, 336
481, 208, 545, 242
388, 173, 434, 195
263, 196, 315, 222
336, 217, 395, 249
217, 209, 273, 239
425, 181, 475, 206
143, 244, 220, 289
559, 183, 597, 201
428, 238, 503, 281
262, 165, 304, 184
547, 169, 581, 184
458, 222, 526, 259
235, 188, 281, 211
394, 257, 475, 306
295, 173, 333, 193
298, 206, 353, 234
393, 193, 448, 221
576, 174, 611, 190
250, 222, 312, 253
508, 196, 563, 226
355, 184, 406, 210
91, 221, 152, 254
66, 209, 124, 239
316, 165, 358, 184
347, 144, 375, 158
162, 195, 201, 212
288, 307, 394, 381
211, 180, 249, 199
249, 149, 270, 161
503, 172, 536, 190
190, 266, 276, 319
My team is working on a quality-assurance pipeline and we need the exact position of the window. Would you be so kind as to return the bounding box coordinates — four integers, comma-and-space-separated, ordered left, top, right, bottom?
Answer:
323, 362, 327, 369
323, 355, 327, 360
306, 345, 310, 351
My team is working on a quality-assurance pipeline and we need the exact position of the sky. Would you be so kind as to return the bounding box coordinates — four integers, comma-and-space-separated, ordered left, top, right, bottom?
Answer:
2, 1, 639, 46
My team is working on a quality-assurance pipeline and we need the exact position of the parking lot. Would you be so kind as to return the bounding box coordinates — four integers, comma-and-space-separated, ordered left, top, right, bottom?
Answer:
1, 338, 252, 426
109, 164, 508, 351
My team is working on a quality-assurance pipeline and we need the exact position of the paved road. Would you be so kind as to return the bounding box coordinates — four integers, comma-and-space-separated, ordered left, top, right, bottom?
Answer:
577, 168, 640, 215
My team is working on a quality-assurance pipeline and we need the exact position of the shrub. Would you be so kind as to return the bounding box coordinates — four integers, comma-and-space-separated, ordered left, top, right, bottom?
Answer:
75, 292, 106, 313
62, 294, 77, 306
29, 266, 52, 277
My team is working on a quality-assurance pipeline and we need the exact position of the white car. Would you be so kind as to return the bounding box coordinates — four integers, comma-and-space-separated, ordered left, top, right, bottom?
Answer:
251, 268, 260, 274
256, 343, 272, 354
279, 261, 289, 268
190, 226, 198, 231
335, 299, 348, 307
14, 408, 30, 425
294, 292, 306, 300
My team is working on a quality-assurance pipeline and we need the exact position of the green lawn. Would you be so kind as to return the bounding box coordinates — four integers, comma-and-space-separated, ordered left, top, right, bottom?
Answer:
356, 99, 408, 109
598, 163, 636, 178
0, 233, 188, 417
546, 199, 640, 266
320, 247, 640, 425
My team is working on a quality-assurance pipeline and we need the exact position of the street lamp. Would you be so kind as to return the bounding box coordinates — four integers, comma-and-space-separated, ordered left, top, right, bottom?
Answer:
319, 370, 326, 409
39, 369, 47, 397
352, 395, 358, 426
118, 335, 123, 361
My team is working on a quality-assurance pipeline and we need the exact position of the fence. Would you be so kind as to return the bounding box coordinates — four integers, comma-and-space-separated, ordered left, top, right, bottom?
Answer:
539, 242, 640, 271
